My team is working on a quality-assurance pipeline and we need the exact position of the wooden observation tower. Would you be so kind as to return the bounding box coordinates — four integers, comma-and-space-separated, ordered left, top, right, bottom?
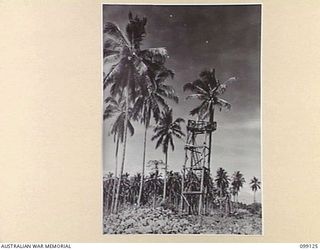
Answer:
180, 119, 216, 215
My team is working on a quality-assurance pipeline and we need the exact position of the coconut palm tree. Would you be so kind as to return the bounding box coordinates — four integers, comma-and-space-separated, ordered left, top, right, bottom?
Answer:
103, 96, 135, 213
133, 69, 178, 207
250, 176, 261, 203
151, 107, 185, 202
183, 69, 236, 173
215, 167, 230, 210
103, 12, 169, 213
231, 171, 246, 203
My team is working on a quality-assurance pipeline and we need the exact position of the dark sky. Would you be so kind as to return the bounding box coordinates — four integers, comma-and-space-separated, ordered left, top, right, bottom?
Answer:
103, 5, 261, 203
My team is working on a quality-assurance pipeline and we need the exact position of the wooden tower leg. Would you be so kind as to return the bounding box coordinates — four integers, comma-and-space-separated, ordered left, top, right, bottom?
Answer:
198, 168, 205, 215
198, 145, 205, 215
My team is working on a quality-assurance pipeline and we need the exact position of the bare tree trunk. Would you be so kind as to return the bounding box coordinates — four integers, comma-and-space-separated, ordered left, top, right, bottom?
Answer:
104, 183, 109, 214
163, 151, 168, 202
153, 170, 158, 209
204, 188, 208, 215
168, 180, 172, 204
207, 105, 215, 173
137, 125, 148, 207
237, 193, 239, 210
229, 195, 232, 214
114, 87, 129, 213
110, 137, 120, 213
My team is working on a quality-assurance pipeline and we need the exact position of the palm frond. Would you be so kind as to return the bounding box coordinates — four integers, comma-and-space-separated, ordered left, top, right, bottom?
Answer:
183, 80, 205, 93
103, 53, 120, 66
127, 120, 134, 136
186, 93, 206, 100
155, 134, 165, 149
142, 47, 168, 64
174, 118, 185, 124
199, 69, 218, 89
169, 136, 175, 151
189, 101, 207, 117
126, 14, 147, 49
133, 57, 148, 75
153, 94, 167, 109
162, 135, 170, 153
131, 96, 144, 121
157, 84, 179, 103
103, 60, 123, 90
216, 98, 231, 111
217, 77, 237, 95
156, 69, 174, 81
103, 22, 129, 47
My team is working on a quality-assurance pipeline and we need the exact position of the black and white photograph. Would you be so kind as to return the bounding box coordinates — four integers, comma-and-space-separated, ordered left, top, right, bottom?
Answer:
103, 4, 261, 234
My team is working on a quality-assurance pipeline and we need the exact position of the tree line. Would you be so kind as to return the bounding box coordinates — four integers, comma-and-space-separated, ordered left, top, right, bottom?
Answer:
103, 167, 261, 215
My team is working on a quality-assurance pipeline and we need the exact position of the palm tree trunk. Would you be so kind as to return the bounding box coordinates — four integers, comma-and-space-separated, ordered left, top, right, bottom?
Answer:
163, 151, 168, 202
137, 124, 148, 207
208, 105, 215, 173
110, 137, 120, 213
219, 186, 223, 210
253, 190, 256, 204
229, 195, 232, 214
236, 193, 239, 210
114, 87, 129, 213
105, 183, 109, 214
153, 170, 158, 209
153, 190, 156, 209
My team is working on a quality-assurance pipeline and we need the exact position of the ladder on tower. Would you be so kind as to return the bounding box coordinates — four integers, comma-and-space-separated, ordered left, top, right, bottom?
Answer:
180, 119, 216, 215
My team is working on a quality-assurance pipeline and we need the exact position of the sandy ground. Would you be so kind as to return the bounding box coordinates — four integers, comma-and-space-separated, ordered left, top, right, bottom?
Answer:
104, 207, 262, 235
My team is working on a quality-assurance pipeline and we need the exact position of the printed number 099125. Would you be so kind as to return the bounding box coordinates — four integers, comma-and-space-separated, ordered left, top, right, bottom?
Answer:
300, 244, 318, 248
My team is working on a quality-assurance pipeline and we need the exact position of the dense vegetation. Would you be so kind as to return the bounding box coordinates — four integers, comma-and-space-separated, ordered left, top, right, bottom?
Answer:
103, 167, 261, 215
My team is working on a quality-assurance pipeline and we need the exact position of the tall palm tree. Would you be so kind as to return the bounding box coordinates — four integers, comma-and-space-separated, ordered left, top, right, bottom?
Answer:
103, 12, 169, 212
151, 107, 185, 202
183, 69, 236, 173
231, 171, 246, 203
250, 176, 261, 204
133, 69, 178, 207
215, 167, 230, 210
103, 96, 135, 213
